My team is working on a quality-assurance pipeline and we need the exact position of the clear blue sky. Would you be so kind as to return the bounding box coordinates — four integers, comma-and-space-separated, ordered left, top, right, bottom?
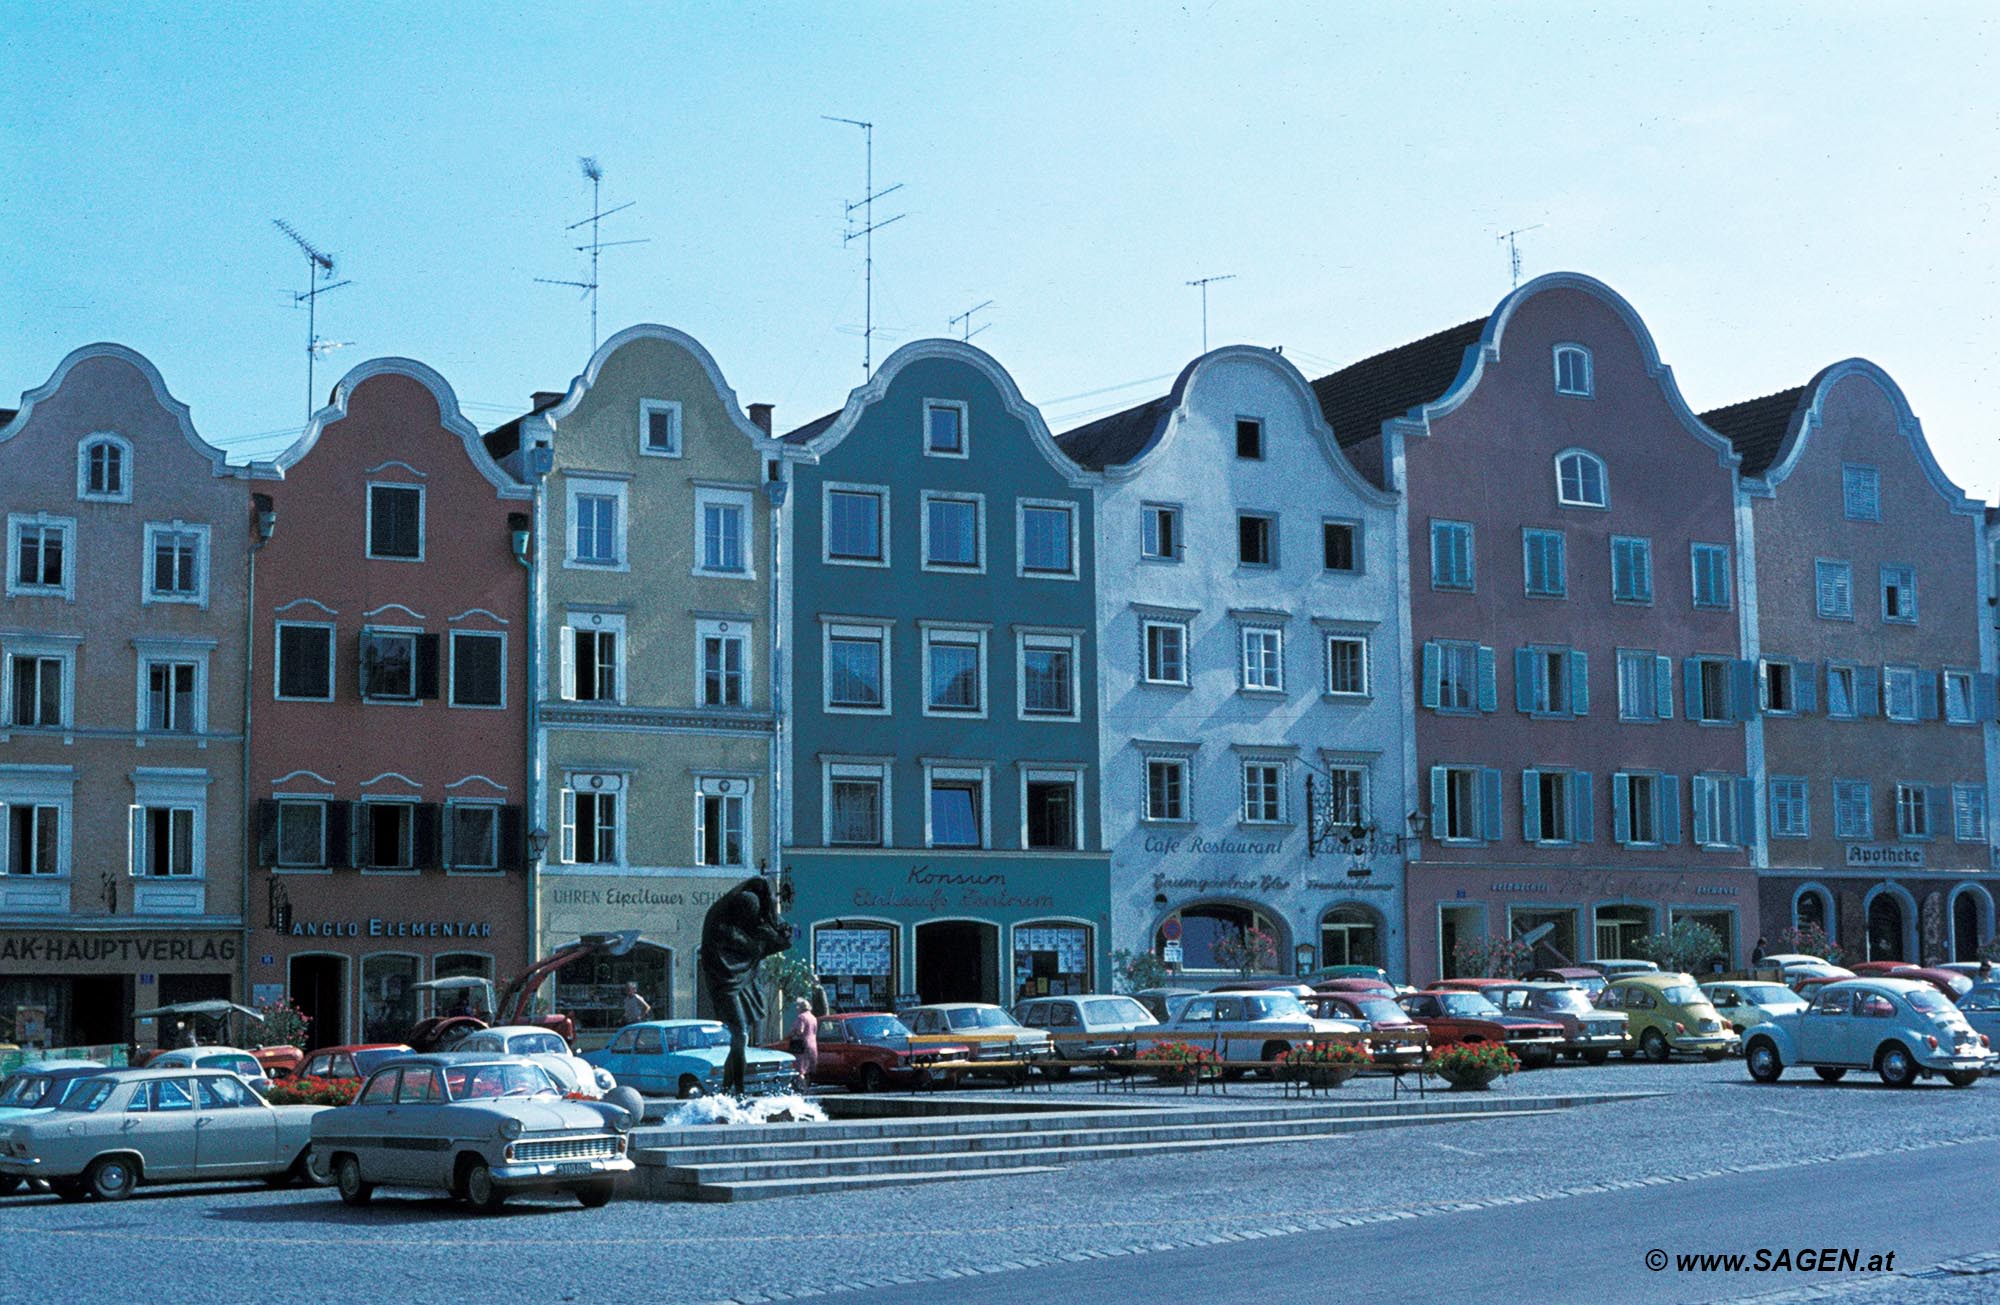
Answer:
4, 3, 1995, 493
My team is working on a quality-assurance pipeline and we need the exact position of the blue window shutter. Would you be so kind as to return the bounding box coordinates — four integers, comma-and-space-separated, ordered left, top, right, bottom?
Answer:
1653, 656, 1673, 721
1572, 770, 1594, 843
1692, 777, 1713, 846
1429, 766, 1448, 834
1732, 660, 1758, 720
1611, 772, 1632, 844
1479, 768, 1503, 841
1514, 648, 1535, 713
1795, 661, 1818, 714
1917, 673, 1941, 722
1477, 646, 1498, 713
1683, 658, 1703, 721
1734, 777, 1758, 846
1856, 665, 1881, 717
1570, 649, 1589, 716
1429, 525, 1445, 587
1977, 673, 1999, 722
1659, 775, 1682, 845
1420, 642, 1441, 709
1925, 785, 1948, 840
1521, 769, 1541, 843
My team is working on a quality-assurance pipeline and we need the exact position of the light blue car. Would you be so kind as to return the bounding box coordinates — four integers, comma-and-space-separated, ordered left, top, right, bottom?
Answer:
582, 1020, 796, 1099
0, 1062, 108, 1194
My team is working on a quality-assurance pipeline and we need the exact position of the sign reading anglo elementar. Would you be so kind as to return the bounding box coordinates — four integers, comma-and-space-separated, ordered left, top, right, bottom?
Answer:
1844, 845, 1924, 869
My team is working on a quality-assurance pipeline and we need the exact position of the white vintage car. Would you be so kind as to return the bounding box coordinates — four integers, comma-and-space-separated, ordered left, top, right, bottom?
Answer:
146, 1045, 275, 1094
1744, 978, 1996, 1088
1149, 991, 1363, 1067
449, 1026, 615, 1097
0, 1068, 324, 1200
310, 1053, 634, 1212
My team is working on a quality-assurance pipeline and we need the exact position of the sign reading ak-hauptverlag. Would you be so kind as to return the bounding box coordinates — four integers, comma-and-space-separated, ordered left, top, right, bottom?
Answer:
1844, 845, 1925, 869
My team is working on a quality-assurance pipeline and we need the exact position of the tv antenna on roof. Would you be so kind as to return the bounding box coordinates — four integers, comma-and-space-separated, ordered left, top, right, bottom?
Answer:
1186, 274, 1236, 353
272, 219, 353, 421
1497, 224, 1543, 289
537, 156, 650, 352
823, 116, 906, 377
949, 300, 993, 343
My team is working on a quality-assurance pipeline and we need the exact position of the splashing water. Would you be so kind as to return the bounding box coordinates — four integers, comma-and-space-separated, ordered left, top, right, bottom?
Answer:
662, 1093, 828, 1126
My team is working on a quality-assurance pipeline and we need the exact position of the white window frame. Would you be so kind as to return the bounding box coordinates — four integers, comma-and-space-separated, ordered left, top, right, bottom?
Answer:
358, 626, 421, 704
1528, 768, 1577, 846
364, 482, 426, 563
1691, 774, 1737, 851
1017, 629, 1081, 722
1436, 765, 1486, 844
559, 611, 627, 705
1815, 559, 1854, 621
1142, 502, 1183, 562
558, 773, 627, 867
2, 635, 78, 732
1833, 780, 1872, 840
1435, 640, 1483, 715
693, 486, 755, 579
1142, 753, 1193, 823
274, 621, 336, 702
1760, 658, 1797, 716
1554, 449, 1607, 508
447, 629, 507, 711
922, 762, 991, 849
133, 639, 212, 735
1142, 619, 1190, 687
1842, 464, 1881, 522
0, 769, 75, 878
638, 398, 683, 458
1324, 634, 1369, 699
1318, 757, 1370, 829
1239, 624, 1285, 695
141, 520, 211, 608
274, 797, 330, 871
445, 800, 503, 873
923, 398, 970, 458
1016, 498, 1079, 580
1894, 782, 1930, 841
6, 512, 76, 600
821, 481, 890, 567
822, 618, 891, 715
1944, 669, 1976, 725
1614, 771, 1665, 847
694, 776, 754, 868
1552, 344, 1594, 398
128, 769, 210, 880
695, 619, 751, 709
77, 433, 133, 503
1020, 766, 1084, 851
564, 476, 629, 572
920, 623, 988, 719
1883, 664, 1920, 723
354, 798, 419, 873
1240, 758, 1288, 826
1769, 775, 1810, 839
920, 490, 986, 573
823, 758, 891, 847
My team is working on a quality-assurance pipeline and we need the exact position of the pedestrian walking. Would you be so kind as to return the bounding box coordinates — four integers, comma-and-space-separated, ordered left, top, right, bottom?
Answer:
621, 981, 651, 1026
788, 997, 819, 1081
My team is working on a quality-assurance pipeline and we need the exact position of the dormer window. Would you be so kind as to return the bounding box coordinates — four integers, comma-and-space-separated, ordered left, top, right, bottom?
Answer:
1553, 344, 1593, 397
78, 435, 132, 502
1555, 449, 1607, 509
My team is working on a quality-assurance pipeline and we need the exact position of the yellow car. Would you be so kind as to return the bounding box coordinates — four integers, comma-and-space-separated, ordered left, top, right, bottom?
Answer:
1600, 973, 1740, 1062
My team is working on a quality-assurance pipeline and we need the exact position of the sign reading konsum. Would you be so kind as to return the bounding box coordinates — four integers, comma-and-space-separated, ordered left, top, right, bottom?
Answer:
1846, 845, 1925, 869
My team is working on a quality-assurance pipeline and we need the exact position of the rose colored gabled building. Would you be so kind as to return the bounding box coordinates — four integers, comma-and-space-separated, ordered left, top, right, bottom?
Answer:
1704, 362, 1996, 965
1316, 273, 1760, 983
248, 359, 532, 1049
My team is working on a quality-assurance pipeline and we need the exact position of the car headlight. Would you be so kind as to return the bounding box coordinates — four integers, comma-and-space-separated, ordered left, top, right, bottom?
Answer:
500, 1118, 524, 1140
595, 1067, 615, 1090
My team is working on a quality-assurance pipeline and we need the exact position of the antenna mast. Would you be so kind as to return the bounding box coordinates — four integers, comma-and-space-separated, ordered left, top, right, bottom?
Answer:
1496, 224, 1544, 289
1185, 274, 1236, 353
823, 116, 906, 376
272, 219, 352, 421
538, 156, 649, 352
949, 300, 993, 342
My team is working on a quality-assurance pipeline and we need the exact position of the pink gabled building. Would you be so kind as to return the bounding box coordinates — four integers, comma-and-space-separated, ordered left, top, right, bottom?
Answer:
248, 359, 532, 1049
1316, 274, 1761, 983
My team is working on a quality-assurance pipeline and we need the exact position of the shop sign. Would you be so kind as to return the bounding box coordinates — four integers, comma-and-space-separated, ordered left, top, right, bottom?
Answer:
850, 866, 1057, 913
1161, 941, 1184, 965
0, 935, 239, 965
548, 885, 727, 910
1143, 835, 1286, 857
1479, 874, 1739, 899
288, 918, 493, 939
1846, 845, 1924, 869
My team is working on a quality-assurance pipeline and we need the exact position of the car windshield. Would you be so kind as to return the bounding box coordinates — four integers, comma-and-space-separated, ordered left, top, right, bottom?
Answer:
945, 1008, 1013, 1030
1905, 987, 1954, 1015
681, 1025, 733, 1049
56, 1080, 116, 1113
1436, 993, 1502, 1017
1083, 998, 1153, 1025
506, 1033, 570, 1056
200, 1054, 260, 1078
1660, 985, 1702, 1006
1244, 995, 1308, 1020
1535, 990, 1594, 1014
0, 1075, 52, 1107
1351, 998, 1406, 1023
442, 1062, 559, 1100
1961, 986, 2000, 1012
1738, 984, 1804, 1009
843, 1016, 913, 1044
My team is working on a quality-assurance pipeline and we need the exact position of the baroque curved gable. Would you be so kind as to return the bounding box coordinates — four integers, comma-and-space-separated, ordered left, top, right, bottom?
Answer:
1755, 358, 1979, 516
0, 342, 237, 478
531, 322, 777, 455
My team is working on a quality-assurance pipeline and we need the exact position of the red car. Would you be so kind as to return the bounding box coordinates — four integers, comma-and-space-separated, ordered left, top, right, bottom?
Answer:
778, 1013, 968, 1093
1885, 966, 1974, 1000
1313, 977, 1399, 997
1397, 989, 1566, 1067
294, 1043, 415, 1083
1308, 993, 1430, 1066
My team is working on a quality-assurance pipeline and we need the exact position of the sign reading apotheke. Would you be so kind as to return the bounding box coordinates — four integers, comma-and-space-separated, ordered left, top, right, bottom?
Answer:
1845, 845, 1924, 869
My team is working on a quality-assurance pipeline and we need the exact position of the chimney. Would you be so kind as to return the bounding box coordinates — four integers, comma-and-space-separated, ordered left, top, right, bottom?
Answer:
531, 390, 564, 412
748, 403, 774, 435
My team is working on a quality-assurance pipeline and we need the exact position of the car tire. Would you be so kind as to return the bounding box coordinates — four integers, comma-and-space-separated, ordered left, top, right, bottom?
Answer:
857, 1064, 886, 1094
335, 1155, 374, 1206
85, 1155, 138, 1202
1582, 1050, 1610, 1066
576, 1180, 615, 1209
1876, 1043, 1919, 1089
1641, 1029, 1670, 1063
1944, 1071, 1981, 1088
677, 1075, 705, 1100
1746, 1040, 1784, 1083
1813, 1067, 1847, 1083
461, 1159, 507, 1213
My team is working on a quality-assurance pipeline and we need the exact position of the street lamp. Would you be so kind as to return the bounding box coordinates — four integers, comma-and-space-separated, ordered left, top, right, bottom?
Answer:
526, 827, 550, 864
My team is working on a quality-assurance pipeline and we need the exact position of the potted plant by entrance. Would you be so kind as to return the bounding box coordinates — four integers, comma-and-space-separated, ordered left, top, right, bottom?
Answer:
1134, 1041, 1221, 1086
1427, 1043, 1520, 1091
1275, 1039, 1372, 1088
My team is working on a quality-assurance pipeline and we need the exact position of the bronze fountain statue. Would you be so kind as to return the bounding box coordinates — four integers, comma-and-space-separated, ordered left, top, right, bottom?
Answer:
696, 875, 794, 1095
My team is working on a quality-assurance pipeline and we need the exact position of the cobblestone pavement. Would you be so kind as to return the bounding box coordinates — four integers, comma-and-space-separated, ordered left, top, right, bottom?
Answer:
5, 1057, 1997, 1305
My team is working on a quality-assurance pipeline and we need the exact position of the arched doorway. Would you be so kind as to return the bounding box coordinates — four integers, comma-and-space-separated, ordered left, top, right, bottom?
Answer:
915, 920, 999, 1003
288, 953, 346, 1050
1155, 903, 1285, 976
1952, 885, 1993, 963
557, 940, 672, 1043
1866, 889, 1910, 962
1320, 904, 1383, 969
1793, 885, 1831, 934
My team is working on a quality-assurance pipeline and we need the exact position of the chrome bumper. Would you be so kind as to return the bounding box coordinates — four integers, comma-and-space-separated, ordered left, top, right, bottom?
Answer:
491, 1156, 635, 1185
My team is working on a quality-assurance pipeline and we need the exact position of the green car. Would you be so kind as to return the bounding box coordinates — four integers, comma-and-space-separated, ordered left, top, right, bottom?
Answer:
1600, 973, 1740, 1062
1701, 981, 1807, 1035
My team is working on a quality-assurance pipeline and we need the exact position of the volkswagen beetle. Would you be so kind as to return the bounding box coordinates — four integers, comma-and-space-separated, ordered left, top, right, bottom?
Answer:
1744, 978, 1994, 1088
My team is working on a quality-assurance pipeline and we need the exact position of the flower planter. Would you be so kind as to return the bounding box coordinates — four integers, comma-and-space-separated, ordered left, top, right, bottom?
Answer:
1426, 1044, 1520, 1093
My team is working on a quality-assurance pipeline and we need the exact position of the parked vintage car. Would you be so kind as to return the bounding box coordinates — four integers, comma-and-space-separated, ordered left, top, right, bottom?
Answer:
1397, 990, 1565, 1066
583, 1020, 797, 1099
452, 1026, 615, 1097
1131, 988, 1204, 1023
1743, 978, 1995, 1088
1701, 981, 1807, 1034
295, 1044, 414, 1083
1304, 965, 1392, 985
1483, 983, 1628, 1063
1013, 995, 1158, 1067
904, 1004, 1055, 1063
311, 1053, 634, 1210
1304, 992, 1428, 1066
1592, 959, 1661, 980
1886, 967, 1974, 1000
146, 1046, 274, 1094
1150, 991, 1362, 1068
1313, 977, 1400, 997
1600, 973, 1739, 1061
0, 1068, 323, 1200
775, 1013, 966, 1092
1958, 984, 2000, 1044
0, 1062, 109, 1194
1782, 964, 1857, 993
1525, 966, 1610, 999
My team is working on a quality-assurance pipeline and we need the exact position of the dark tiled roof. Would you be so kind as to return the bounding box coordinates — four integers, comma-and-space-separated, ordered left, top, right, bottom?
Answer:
0, 408, 16, 427
780, 410, 842, 445
1699, 386, 1808, 478
482, 413, 527, 462
1054, 393, 1175, 471
1308, 318, 1488, 447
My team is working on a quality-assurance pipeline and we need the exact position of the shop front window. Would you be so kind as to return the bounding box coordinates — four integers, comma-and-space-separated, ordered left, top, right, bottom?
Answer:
1013, 923, 1091, 1001
556, 942, 672, 1041
360, 954, 420, 1043
1156, 903, 1283, 974
1508, 907, 1579, 968
1593, 905, 1654, 961
1318, 905, 1382, 969
1670, 909, 1735, 975
813, 924, 898, 1013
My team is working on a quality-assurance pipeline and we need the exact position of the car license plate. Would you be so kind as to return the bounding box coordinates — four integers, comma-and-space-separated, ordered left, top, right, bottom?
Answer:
554, 1162, 595, 1176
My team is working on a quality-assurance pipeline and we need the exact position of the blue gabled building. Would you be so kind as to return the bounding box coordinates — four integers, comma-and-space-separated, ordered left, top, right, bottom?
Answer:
780, 340, 1110, 1009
